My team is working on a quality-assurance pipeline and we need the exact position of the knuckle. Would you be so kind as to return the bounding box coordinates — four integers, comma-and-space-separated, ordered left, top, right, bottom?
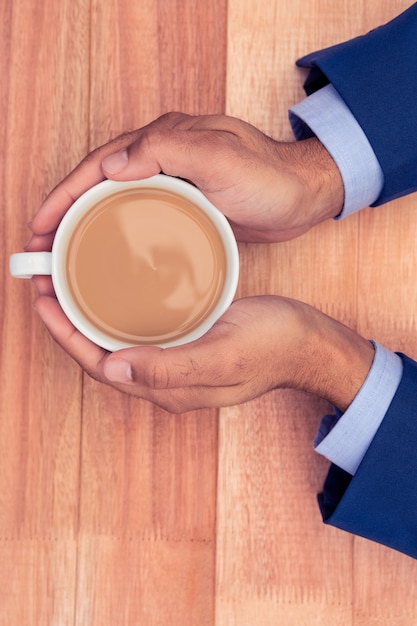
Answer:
164, 400, 185, 414
141, 126, 162, 153
142, 120, 176, 149
159, 111, 179, 122
150, 391, 184, 414
156, 111, 188, 127
145, 112, 184, 139
108, 129, 137, 147
87, 130, 137, 161
85, 367, 103, 385
137, 125, 167, 160
146, 362, 171, 390
162, 393, 195, 415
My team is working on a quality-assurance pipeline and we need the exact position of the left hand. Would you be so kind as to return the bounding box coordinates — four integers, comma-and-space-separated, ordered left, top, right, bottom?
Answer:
27, 113, 343, 249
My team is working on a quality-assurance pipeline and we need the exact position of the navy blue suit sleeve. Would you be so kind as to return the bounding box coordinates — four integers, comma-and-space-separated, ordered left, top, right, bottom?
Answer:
297, 3, 417, 206
318, 354, 417, 559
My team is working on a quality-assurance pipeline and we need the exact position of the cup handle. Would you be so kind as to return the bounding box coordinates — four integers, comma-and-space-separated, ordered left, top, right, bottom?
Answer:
9, 252, 53, 279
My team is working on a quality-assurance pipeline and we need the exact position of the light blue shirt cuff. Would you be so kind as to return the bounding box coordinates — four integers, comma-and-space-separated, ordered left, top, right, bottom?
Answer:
314, 342, 403, 475
289, 84, 384, 218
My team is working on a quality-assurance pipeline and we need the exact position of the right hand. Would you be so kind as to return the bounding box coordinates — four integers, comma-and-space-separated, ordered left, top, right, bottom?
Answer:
32, 287, 374, 414
28, 112, 344, 249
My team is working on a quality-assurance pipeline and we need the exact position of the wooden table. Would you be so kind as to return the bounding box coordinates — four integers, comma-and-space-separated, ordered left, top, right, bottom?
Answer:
2, 0, 417, 624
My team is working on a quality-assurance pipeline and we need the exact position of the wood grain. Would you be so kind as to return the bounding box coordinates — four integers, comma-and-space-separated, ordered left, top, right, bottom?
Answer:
77, 1, 227, 624
2, 0, 417, 624
1, 0, 88, 624
220, 1, 417, 625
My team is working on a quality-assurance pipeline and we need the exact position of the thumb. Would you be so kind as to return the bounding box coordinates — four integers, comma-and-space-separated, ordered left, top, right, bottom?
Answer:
100, 137, 191, 182
100, 113, 217, 184
103, 341, 231, 390
103, 346, 202, 389
101, 148, 130, 176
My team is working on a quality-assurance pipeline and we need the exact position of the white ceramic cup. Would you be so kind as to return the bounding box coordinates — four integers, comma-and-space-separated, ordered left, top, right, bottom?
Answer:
10, 175, 239, 351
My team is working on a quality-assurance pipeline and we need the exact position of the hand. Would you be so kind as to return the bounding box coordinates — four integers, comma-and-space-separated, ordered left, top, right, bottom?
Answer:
28, 113, 344, 250
27, 112, 356, 415
32, 278, 374, 414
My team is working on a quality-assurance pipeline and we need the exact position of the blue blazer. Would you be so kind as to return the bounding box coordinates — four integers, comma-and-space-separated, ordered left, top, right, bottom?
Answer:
297, 3, 417, 558
297, 2, 417, 206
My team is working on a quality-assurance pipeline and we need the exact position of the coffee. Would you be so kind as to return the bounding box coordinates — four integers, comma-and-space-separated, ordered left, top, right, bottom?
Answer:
65, 187, 227, 344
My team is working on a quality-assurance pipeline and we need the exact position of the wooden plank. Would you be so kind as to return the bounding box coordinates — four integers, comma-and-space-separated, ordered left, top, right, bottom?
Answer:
88, 0, 160, 146
89, 0, 227, 148
216, 395, 353, 626
4, 0, 417, 623
76, 1, 228, 623
220, 1, 361, 622
219, 0, 417, 624
0, 0, 89, 624
76, 385, 218, 624
0, 539, 77, 625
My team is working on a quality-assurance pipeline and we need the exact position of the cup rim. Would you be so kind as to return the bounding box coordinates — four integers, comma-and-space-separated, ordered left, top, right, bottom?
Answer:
51, 175, 239, 351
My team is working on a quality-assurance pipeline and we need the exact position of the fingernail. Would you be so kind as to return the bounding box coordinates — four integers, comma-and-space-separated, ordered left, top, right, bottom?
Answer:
31, 278, 40, 297
102, 149, 129, 175
104, 358, 133, 383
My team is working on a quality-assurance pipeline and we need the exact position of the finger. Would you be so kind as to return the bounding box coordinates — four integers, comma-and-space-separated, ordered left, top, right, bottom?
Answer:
33, 295, 109, 376
25, 232, 55, 252
103, 324, 243, 390
101, 113, 234, 190
32, 296, 238, 412
32, 295, 161, 400
100, 113, 195, 179
32, 275, 55, 297
29, 169, 104, 236
30, 114, 196, 236
32, 298, 253, 412
130, 383, 246, 414
29, 131, 141, 236
30, 113, 238, 238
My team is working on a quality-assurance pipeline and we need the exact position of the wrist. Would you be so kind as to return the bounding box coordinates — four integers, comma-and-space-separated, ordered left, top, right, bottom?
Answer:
295, 137, 345, 224
266, 137, 345, 241
290, 304, 375, 412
